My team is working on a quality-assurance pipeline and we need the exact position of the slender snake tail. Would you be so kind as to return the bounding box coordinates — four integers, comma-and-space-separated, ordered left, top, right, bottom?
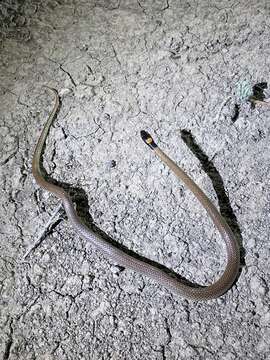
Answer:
32, 87, 240, 300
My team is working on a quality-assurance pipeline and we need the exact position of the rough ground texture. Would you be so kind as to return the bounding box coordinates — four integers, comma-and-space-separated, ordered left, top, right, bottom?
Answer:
1, 0, 270, 359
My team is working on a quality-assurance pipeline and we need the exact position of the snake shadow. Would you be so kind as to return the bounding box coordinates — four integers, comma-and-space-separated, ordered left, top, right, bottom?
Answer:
180, 130, 245, 277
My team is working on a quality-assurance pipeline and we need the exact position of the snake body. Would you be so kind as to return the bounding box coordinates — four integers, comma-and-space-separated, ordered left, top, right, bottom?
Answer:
32, 87, 240, 300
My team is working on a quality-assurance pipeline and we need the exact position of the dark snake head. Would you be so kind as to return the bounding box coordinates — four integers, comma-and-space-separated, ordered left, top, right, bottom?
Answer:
140, 130, 157, 150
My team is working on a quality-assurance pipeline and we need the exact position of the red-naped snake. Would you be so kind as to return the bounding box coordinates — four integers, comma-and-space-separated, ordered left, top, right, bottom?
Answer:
32, 87, 240, 300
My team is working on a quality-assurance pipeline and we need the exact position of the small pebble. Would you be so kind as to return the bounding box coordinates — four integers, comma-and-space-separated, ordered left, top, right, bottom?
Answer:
59, 88, 73, 97
109, 160, 116, 168
250, 275, 267, 296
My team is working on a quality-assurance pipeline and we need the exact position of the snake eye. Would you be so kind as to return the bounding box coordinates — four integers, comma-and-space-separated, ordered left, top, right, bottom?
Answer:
140, 130, 157, 149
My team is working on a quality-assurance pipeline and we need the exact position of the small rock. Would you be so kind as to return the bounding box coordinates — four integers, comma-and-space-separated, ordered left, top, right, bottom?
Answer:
110, 265, 124, 275
80, 261, 90, 275
80, 44, 88, 51
108, 160, 116, 168
250, 275, 267, 296
42, 253, 51, 263
59, 88, 73, 97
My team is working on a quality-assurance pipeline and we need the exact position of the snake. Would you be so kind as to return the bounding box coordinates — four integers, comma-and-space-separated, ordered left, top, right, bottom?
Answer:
32, 87, 240, 300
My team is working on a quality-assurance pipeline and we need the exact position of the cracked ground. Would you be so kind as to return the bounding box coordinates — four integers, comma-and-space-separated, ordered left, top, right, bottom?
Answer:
1, 0, 270, 359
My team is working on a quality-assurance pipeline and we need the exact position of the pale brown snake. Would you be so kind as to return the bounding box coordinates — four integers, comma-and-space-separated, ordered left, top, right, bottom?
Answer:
32, 87, 240, 300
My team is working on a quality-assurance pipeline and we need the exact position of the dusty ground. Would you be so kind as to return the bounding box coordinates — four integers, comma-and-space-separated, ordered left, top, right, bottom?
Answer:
1, 0, 270, 359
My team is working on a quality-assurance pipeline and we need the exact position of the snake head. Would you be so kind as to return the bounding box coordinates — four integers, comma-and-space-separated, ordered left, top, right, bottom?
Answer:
140, 130, 157, 150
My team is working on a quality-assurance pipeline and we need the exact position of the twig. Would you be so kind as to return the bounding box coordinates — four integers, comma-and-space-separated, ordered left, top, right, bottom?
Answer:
249, 96, 270, 107
22, 202, 63, 260
215, 96, 231, 122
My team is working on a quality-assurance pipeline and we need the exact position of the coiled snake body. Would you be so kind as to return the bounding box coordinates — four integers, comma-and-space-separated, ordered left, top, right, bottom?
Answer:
32, 87, 240, 300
